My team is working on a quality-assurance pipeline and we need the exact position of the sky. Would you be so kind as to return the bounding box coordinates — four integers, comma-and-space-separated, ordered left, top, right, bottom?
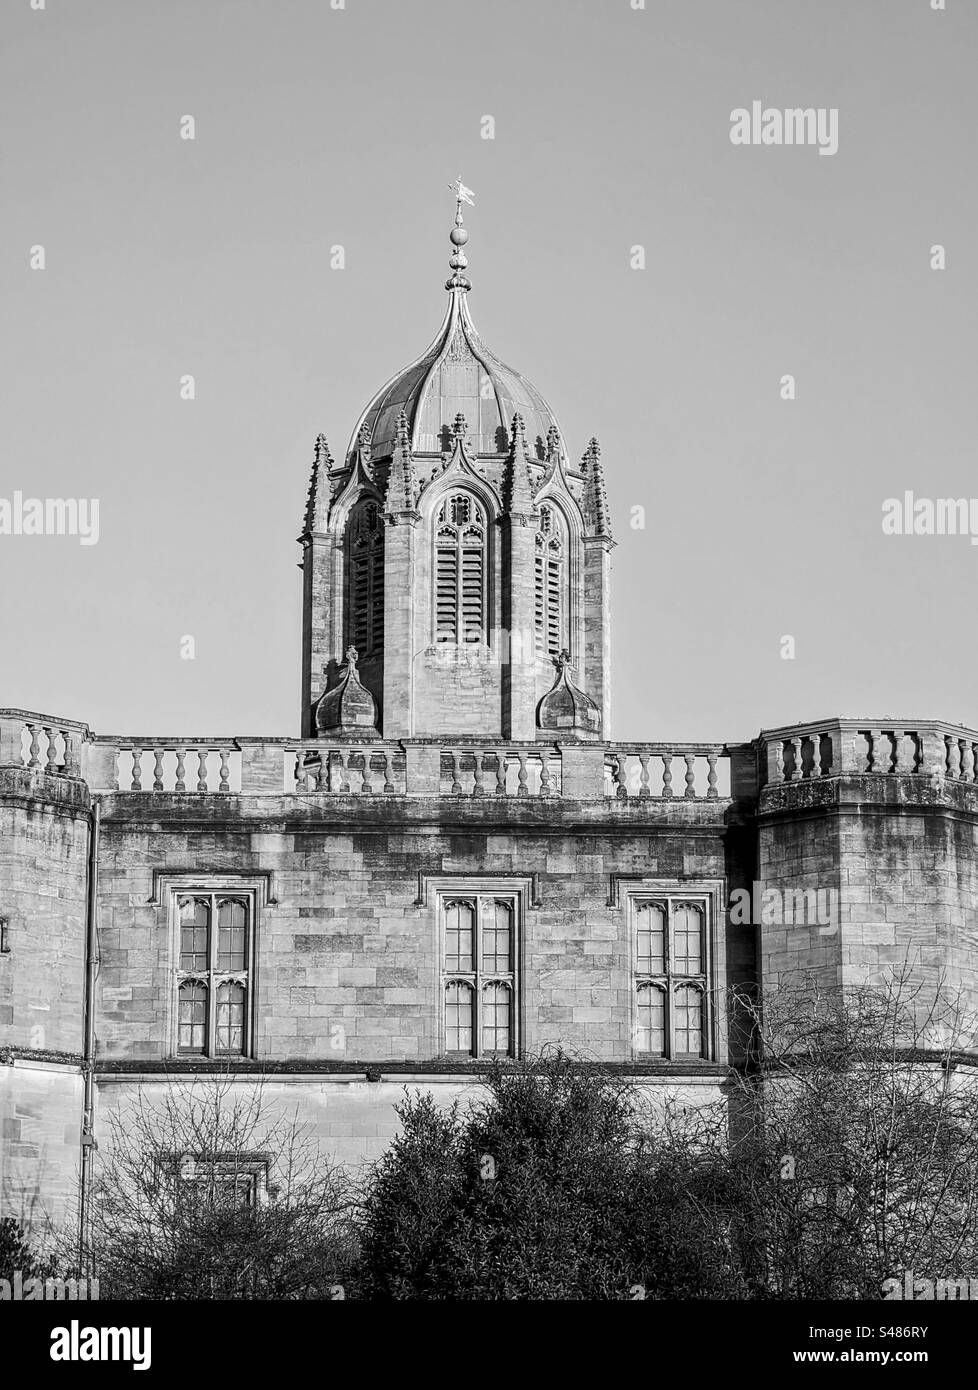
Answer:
1, 0, 976, 744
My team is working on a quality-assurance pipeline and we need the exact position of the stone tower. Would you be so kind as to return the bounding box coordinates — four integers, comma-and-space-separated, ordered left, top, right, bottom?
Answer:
298, 192, 613, 742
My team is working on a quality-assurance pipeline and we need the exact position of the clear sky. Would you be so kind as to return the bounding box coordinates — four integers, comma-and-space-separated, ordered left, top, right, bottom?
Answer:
2, 0, 975, 743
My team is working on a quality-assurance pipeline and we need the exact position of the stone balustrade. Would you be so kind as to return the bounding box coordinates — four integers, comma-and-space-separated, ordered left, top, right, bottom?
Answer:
118, 743, 243, 793
440, 745, 561, 797
5, 708, 978, 803
604, 745, 729, 800
287, 745, 406, 794
760, 719, 978, 787
0, 709, 89, 778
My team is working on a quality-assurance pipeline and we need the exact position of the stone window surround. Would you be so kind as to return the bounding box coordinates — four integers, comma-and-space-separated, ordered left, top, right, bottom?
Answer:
421, 873, 534, 1059
157, 874, 269, 1062
613, 877, 726, 1066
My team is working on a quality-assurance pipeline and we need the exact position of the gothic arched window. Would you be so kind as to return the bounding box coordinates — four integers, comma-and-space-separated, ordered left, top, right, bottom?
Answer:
435, 493, 486, 644
349, 501, 384, 655
535, 504, 566, 657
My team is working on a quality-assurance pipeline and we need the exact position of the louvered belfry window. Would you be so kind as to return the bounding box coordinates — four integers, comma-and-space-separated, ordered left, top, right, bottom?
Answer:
435, 493, 486, 644
349, 501, 384, 654
534, 505, 566, 657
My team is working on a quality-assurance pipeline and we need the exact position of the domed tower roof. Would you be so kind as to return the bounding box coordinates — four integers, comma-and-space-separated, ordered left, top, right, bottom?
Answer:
347, 182, 559, 463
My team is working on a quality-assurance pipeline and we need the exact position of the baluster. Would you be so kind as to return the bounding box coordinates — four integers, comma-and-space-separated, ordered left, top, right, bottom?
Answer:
707, 751, 719, 799
130, 748, 143, 792
26, 724, 41, 769
196, 748, 209, 792
638, 751, 651, 799
661, 752, 674, 799
219, 749, 231, 792
882, 730, 896, 774
612, 752, 627, 800
63, 731, 78, 776
790, 738, 803, 782
517, 751, 529, 798
472, 749, 486, 797
809, 735, 822, 779
774, 741, 785, 783
44, 727, 58, 773
450, 750, 462, 795
684, 752, 697, 798
960, 741, 975, 783
339, 750, 351, 793
540, 753, 553, 797
174, 747, 186, 792
947, 738, 962, 779
360, 749, 374, 794
153, 748, 165, 791
493, 750, 507, 795
380, 749, 394, 793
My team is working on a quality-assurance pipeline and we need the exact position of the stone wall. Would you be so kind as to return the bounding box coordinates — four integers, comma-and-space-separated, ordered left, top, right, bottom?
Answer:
92, 793, 752, 1068
0, 1061, 82, 1241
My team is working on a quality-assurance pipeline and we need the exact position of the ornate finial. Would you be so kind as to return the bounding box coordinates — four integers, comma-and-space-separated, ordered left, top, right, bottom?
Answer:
537, 645, 601, 739
314, 645, 379, 737
453, 412, 467, 439
357, 423, 372, 456
546, 423, 561, 462
303, 433, 333, 534
445, 177, 474, 292
581, 436, 612, 540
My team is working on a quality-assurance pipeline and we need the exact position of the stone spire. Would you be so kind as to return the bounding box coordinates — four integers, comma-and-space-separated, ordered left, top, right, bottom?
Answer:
581, 437, 611, 540
503, 412, 537, 519
385, 409, 419, 517
303, 433, 333, 535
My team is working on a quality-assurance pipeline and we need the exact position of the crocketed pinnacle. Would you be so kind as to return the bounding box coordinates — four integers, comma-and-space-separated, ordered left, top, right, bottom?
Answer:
386, 409, 419, 514
503, 412, 537, 516
581, 437, 612, 540
303, 433, 333, 534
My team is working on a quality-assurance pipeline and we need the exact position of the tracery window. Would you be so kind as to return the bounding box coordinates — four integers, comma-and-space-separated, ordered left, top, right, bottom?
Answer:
633, 898, 709, 1059
349, 500, 384, 654
175, 893, 254, 1057
441, 895, 517, 1056
535, 504, 566, 657
435, 493, 486, 643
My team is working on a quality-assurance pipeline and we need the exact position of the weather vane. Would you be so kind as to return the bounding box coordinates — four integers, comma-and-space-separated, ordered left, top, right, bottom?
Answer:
448, 176, 475, 217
